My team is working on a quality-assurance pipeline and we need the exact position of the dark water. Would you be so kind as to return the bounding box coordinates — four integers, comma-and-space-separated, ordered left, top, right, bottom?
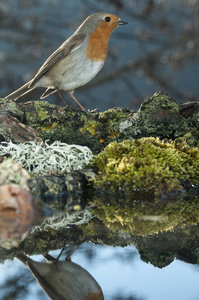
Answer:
0, 242, 199, 300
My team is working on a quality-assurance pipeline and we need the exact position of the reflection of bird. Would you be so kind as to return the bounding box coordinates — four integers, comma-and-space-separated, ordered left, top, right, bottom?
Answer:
4, 12, 127, 111
17, 246, 104, 300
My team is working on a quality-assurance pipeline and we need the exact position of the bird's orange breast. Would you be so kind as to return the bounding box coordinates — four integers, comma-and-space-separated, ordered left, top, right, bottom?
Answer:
86, 21, 117, 62
83, 291, 104, 300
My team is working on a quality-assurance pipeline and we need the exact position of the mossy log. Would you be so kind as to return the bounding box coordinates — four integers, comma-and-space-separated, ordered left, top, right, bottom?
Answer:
0, 91, 199, 152
0, 91, 199, 261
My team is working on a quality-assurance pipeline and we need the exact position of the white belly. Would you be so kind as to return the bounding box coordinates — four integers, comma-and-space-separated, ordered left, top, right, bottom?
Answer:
60, 59, 104, 91
35, 51, 104, 92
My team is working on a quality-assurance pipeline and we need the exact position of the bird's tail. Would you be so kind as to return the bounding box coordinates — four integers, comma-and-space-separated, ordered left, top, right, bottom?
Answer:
4, 80, 35, 101
16, 253, 32, 265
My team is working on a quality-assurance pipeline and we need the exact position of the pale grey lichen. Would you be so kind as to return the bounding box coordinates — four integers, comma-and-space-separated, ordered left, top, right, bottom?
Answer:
119, 119, 133, 132
0, 140, 93, 175
31, 207, 94, 233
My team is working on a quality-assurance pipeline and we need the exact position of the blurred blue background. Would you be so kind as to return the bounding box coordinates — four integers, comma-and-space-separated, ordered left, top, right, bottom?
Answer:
1, 0, 199, 111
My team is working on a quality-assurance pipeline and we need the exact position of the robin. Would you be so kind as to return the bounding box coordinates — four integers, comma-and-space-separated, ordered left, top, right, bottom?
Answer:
17, 245, 104, 300
4, 12, 127, 111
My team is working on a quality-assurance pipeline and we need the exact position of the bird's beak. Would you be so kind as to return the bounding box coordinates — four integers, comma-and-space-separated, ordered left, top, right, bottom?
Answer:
117, 20, 128, 25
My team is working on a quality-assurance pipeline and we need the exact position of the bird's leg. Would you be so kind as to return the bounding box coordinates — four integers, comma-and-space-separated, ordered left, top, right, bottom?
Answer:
55, 87, 86, 112
54, 244, 81, 262
54, 86, 67, 105
67, 91, 86, 112
56, 247, 66, 261
65, 244, 81, 261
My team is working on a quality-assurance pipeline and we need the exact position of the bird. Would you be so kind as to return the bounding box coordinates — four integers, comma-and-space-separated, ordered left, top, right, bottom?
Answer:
16, 246, 104, 300
4, 12, 127, 112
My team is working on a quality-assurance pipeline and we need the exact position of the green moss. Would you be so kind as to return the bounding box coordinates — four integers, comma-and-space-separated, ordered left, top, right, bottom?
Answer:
93, 137, 199, 195
41, 122, 60, 131
78, 108, 132, 147
24, 101, 51, 126
80, 120, 102, 137
98, 108, 132, 142
91, 137, 199, 235
35, 238, 48, 250
0, 99, 24, 121
34, 101, 50, 120
121, 92, 191, 141
22, 237, 42, 254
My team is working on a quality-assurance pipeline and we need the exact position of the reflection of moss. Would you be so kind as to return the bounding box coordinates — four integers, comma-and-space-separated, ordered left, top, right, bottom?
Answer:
92, 137, 199, 235
93, 195, 199, 235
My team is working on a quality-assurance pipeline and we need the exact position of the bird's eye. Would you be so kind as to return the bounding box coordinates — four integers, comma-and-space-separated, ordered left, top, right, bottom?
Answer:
105, 16, 111, 22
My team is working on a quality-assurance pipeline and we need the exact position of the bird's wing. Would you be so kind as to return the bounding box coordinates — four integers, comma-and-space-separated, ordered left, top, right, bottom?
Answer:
29, 33, 86, 87
27, 261, 66, 300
